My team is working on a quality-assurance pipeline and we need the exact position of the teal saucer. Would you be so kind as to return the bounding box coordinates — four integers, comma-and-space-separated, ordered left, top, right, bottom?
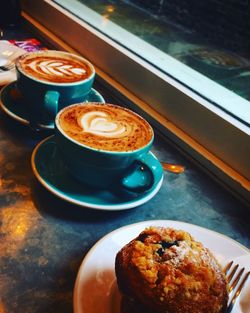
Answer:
31, 136, 164, 211
0, 81, 105, 129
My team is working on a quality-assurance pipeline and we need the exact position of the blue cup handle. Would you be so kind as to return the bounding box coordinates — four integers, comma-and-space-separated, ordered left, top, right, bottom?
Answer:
121, 153, 163, 193
28, 90, 59, 131
44, 90, 60, 121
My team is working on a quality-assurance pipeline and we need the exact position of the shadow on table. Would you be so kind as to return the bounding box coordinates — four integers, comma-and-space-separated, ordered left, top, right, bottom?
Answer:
30, 178, 134, 223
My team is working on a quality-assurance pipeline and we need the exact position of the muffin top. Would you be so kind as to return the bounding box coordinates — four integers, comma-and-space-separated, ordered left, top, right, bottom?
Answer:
130, 227, 221, 295
115, 226, 228, 313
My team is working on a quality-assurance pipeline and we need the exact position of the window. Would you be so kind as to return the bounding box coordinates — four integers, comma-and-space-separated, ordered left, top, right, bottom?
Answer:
21, 0, 250, 200
54, 0, 250, 127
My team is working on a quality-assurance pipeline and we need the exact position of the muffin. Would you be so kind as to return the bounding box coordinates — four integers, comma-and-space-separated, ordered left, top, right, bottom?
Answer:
115, 226, 228, 313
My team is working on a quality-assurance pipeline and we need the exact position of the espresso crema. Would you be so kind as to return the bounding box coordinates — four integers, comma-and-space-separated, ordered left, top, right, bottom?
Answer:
58, 103, 153, 152
18, 53, 93, 83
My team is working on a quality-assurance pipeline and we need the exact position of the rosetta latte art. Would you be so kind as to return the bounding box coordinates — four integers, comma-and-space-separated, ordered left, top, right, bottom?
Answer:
19, 55, 92, 83
59, 103, 153, 152
29, 59, 86, 78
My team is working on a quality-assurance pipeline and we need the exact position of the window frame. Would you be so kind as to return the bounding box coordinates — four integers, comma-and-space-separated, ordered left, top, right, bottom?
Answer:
20, 0, 250, 202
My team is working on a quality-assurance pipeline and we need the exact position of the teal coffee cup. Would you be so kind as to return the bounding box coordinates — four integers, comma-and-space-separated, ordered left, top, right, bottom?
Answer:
55, 103, 163, 192
15, 50, 95, 128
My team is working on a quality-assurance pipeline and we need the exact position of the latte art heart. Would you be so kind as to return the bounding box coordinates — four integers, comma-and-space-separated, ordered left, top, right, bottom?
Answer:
59, 103, 153, 152
80, 111, 127, 138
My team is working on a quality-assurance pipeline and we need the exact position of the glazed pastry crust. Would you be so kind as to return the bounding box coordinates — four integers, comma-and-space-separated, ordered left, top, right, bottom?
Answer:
115, 227, 228, 313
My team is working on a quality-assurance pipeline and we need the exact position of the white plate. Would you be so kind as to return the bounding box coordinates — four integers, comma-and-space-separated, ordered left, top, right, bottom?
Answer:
73, 220, 249, 313
0, 41, 25, 86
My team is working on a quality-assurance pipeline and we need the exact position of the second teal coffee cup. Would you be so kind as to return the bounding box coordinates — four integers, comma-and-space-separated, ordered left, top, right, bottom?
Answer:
55, 102, 163, 193
15, 50, 95, 128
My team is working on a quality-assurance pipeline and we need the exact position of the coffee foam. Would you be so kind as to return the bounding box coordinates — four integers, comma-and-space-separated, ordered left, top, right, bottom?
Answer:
18, 53, 93, 83
58, 103, 153, 152
80, 111, 128, 138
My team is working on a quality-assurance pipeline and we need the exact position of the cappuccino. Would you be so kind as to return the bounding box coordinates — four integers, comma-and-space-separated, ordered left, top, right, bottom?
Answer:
58, 103, 153, 152
17, 51, 93, 84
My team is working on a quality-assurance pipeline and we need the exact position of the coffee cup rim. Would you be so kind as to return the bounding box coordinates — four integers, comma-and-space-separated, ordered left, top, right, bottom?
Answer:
16, 50, 95, 86
55, 102, 154, 155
